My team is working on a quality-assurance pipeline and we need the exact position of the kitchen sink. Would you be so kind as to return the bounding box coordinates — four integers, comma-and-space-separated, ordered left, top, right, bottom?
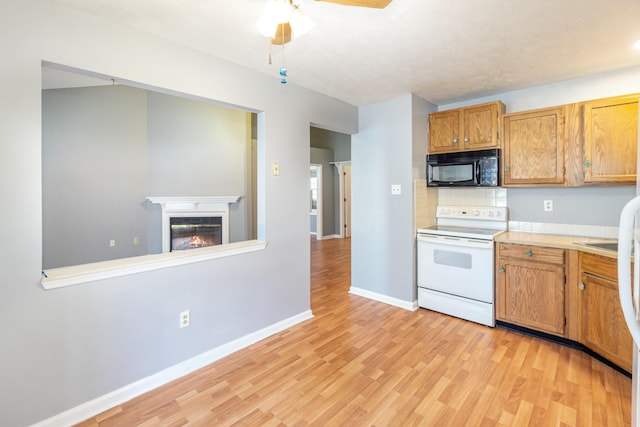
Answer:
575, 242, 619, 252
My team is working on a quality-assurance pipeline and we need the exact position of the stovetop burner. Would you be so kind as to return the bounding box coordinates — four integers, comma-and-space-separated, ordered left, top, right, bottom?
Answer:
417, 205, 508, 240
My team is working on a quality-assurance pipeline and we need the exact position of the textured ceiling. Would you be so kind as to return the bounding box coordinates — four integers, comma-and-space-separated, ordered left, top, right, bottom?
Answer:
55, 0, 640, 106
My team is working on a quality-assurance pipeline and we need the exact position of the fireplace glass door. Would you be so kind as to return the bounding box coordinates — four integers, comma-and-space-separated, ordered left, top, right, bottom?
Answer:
170, 216, 222, 251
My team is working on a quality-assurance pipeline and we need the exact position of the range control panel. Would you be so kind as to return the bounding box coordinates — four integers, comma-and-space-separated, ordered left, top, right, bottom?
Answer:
436, 206, 508, 221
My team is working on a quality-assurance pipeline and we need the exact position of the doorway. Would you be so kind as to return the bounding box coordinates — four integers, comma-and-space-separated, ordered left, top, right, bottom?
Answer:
310, 126, 351, 240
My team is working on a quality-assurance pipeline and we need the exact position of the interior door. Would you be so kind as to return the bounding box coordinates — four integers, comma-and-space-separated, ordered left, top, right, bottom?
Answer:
343, 164, 351, 238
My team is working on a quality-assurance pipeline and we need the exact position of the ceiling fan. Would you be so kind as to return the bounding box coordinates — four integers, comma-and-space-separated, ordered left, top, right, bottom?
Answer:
260, 0, 392, 46
315, 0, 392, 8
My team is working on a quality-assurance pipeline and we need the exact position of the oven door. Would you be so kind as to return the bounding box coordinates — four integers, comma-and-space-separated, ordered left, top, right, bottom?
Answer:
417, 233, 494, 302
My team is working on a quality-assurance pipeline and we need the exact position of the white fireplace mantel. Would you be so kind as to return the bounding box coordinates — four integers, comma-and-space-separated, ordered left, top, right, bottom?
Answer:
147, 196, 241, 253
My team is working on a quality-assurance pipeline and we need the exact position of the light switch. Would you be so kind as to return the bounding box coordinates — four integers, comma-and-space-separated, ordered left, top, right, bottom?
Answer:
391, 184, 402, 195
272, 162, 280, 176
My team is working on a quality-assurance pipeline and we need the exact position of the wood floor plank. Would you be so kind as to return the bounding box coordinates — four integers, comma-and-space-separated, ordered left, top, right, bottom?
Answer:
77, 237, 632, 426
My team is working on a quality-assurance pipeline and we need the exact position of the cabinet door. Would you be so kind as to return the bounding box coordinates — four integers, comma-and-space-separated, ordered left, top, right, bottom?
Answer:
580, 273, 633, 372
461, 103, 501, 150
583, 95, 638, 183
497, 257, 565, 335
428, 110, 460, 153
502, 107, 565, 186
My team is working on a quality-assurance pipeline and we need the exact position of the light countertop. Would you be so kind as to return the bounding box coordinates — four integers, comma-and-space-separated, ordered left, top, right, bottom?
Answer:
495, 231, 620, 259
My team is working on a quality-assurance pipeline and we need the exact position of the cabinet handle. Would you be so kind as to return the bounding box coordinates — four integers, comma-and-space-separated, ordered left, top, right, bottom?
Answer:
504, 165, 510, 172
525, 250, 532, 257
464, 137, 469, 143
452, 138, 458, 144
579, 281, 585, 291
585, 160, 591, 168
499, 266, 505, 273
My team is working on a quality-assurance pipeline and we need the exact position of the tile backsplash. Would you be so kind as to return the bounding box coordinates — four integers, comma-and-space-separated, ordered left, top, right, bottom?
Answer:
508, 221, 618, 239
438, 188, 507, 207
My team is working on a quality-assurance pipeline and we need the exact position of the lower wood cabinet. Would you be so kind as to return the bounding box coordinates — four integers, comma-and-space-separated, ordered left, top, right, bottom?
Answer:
496, 243, 567, 335
579, 253, 633, 372
496, 242, 631, 373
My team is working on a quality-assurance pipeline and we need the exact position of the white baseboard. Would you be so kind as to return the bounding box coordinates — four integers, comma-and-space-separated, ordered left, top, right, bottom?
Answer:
320, 234, 341, 240
31, 310, 314, 427
349, 286, 418, 311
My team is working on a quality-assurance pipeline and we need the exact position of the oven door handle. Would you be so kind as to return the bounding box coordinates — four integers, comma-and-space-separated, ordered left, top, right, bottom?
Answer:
417, 234, 493, 249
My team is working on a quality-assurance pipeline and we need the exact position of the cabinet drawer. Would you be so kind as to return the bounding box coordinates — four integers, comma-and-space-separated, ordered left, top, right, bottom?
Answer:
580, 252, 618, 281
498, 243, 565, 264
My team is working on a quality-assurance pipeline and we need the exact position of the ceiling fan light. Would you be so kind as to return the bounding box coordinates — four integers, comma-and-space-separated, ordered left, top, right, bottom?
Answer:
289, 7, 314, 38
269, 0, 293, 23
257, 15, 279, 38
258, 0, 295, 38
272, 22, 293, 45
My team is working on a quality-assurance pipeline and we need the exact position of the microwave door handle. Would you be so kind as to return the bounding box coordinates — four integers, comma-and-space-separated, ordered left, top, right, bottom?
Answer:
476, 162, 481, 184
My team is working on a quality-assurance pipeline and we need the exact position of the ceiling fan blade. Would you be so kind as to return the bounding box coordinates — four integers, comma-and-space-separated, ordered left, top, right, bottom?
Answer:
315, 0, 392, 9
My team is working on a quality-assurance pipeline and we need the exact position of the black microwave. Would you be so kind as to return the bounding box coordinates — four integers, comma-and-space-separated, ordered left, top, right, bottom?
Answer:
427, 148, 500, 187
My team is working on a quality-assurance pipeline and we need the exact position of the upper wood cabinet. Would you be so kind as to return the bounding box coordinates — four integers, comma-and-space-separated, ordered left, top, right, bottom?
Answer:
502, 106, 565, 186
583, 94, 638, 184
428, 101, 505, 154
500, 93, 638, 187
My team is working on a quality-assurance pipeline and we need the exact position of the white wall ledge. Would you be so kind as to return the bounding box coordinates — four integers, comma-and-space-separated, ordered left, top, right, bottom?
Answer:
41, 240, 267, 290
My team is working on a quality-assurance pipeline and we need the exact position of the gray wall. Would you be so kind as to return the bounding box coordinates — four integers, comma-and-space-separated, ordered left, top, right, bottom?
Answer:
42, 86, 149, 268
351, 94, 433, 302
310, 126, 351, 161
42, 86, 251, 268
507, 186, 635, 225
1, 2, 358, 425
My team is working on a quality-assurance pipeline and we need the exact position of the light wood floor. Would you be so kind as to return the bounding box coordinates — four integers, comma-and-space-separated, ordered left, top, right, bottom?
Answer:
78, 237, 632, 426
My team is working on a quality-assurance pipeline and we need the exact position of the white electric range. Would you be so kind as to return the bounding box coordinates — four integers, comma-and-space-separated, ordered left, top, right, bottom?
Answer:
417, 205, 508, 327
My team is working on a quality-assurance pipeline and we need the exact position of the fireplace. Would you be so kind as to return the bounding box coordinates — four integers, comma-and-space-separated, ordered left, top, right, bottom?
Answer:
170, 216, 222, 251
147, 196, 240, 253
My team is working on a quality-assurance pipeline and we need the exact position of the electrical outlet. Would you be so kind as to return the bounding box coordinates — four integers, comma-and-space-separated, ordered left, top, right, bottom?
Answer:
133, 236, 139, 245
272, 161, 280, 176
109, 239, 116, 247
179, 310, 190, 328
391, 184, 402, 195
544, 200, 553, 212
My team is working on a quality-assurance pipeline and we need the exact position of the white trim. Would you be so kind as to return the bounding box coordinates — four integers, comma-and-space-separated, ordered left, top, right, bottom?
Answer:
319, 234, 341, 240
30, 310, 314, 427
41, 240, 267, 290
310, 164, 323, 240
349, 286, 418, 311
